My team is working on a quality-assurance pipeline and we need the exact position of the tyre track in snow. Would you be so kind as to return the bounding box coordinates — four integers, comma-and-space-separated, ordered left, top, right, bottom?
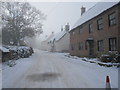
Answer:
49, 53, 93, 88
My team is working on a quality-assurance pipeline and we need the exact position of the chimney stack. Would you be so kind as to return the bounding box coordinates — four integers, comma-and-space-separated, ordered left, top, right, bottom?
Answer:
81, 6, 86, 16
65, 23, 70, 32
52, 32, 54, 35
61, 25, 63, 31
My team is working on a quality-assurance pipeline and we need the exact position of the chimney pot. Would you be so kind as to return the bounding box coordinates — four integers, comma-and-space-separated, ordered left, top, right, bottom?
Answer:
61, 25, 63, 31
81, 6, 86, 16
65, 23, 70, 31
52, 32, 54, 34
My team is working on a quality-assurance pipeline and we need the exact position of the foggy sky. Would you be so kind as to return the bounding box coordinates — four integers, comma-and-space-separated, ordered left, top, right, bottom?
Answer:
30, 2, 97, 40
29, 0, 119, 41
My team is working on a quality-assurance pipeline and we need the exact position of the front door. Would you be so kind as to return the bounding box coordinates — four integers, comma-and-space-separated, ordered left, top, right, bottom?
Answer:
88, 41, 94, 57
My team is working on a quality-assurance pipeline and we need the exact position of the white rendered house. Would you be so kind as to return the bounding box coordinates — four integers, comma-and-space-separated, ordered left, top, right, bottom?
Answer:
40, 32, 54, 51
49, 23, 70, 52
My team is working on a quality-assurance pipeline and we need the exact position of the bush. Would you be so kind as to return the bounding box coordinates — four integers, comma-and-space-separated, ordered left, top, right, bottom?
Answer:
100, 51, 120, 63
100, 54, 111, 62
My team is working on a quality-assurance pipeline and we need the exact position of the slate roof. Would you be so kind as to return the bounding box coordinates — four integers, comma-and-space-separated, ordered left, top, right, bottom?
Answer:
71, 2, 119, 31
49, 30, 67, 42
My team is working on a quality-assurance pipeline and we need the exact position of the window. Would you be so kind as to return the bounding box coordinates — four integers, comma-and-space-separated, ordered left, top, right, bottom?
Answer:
79, 42, 84, 50
109, 38, 117, 51
71, 44, 74, 51
71, 32, 73, 36
89, 23, 93, 33
97, 18, 103, 30
71, 31, 75, 36
79, 25, 83, 34
85, 41, 88, 50
97, 40, 104, 51
108, 12, 116, 26
73, 31, 75, 35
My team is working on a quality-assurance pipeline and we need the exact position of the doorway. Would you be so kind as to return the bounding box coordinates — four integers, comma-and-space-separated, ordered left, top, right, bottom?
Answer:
88, 41, 94, 57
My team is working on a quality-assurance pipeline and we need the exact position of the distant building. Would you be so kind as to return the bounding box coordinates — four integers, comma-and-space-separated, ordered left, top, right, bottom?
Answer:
69, 2, 120, 57
49, 23, 70, 52
41, 23, 70, 52
40, 32, 54, 51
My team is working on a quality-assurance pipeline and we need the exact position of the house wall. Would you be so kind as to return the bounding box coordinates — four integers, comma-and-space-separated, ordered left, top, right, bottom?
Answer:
40, 40, 53, 52
70, 4, 120, 57
40, 41, 48, 51
118, 4, 120, 53
40, 34, 54, 51
55, 32, 70, 52
0, 50, 2, 63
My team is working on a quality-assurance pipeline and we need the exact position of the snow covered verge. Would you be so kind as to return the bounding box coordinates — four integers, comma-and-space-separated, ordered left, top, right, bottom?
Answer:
64, 53, 120, 68
47, 52, 118, 88
2, 53, 36, 88
1, 50, 119, 88
0, 46, 34, 89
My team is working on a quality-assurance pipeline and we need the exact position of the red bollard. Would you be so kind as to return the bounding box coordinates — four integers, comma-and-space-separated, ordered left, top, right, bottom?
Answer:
106, 76, 111, 90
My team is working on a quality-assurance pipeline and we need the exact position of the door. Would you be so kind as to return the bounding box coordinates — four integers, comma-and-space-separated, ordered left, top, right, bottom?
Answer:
88, 41, 94, 57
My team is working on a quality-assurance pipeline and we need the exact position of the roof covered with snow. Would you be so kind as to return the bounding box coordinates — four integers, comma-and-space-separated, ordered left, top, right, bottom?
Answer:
49, 30, 67, 42
0, 46, 9, 52
71, 2, 119, 31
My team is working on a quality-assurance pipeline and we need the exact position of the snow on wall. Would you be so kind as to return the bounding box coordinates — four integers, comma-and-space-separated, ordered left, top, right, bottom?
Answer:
71, 2, 119, 30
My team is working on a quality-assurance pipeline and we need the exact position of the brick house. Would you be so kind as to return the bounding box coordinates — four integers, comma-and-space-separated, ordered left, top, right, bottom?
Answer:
69, 2, 120, 57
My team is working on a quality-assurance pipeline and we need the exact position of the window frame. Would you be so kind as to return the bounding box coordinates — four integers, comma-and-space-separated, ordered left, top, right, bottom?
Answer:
108, 12, 116, 26
97, 40, 104, 52
71, 31, 75, 36
71, 44, 74, 51
79, 42, 84, 50
89, 23, 93, 33
97, 18, 103, 30
109, 38, 117, 51
79, 25, 83, 34
73, 31, 75, 36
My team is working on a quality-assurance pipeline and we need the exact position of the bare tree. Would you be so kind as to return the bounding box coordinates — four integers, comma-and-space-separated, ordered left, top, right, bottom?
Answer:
1, 2, 46, 45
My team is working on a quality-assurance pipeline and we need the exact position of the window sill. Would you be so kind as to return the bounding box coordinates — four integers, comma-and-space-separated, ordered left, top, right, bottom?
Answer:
109, 24, 116, 27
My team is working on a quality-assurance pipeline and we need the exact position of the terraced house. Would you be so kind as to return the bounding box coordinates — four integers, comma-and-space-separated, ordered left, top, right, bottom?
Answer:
69, 2, 120, 57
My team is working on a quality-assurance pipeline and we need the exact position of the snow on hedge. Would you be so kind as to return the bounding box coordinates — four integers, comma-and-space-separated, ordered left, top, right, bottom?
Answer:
2, 45, 34, 62
0, 46, 9, 52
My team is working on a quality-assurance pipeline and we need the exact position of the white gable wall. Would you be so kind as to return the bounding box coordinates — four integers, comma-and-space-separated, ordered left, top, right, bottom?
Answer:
55, 32, 70, 52
40, 34, 54, 51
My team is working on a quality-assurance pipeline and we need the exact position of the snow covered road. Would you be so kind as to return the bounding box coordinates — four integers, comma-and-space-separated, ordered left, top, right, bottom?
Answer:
2, 49, 118, 88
